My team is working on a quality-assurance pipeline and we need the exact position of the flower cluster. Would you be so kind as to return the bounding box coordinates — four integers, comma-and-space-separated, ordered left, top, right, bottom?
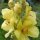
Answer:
1, 0, 39, 40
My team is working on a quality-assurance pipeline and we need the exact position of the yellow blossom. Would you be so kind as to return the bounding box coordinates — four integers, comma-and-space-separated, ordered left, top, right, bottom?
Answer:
1, 0, 39, 40
28, 11, 36, 19
23, 11, 37, 27
14, 30, 30, 40
28, 26, 39, 38
14, 26, 39, 40
1, 20, 14, 31
1, 8, 14, 20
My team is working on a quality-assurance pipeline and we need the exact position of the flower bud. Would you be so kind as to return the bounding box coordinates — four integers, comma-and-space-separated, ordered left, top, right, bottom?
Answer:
8, 0, 14, 9
14, 2, 22, 15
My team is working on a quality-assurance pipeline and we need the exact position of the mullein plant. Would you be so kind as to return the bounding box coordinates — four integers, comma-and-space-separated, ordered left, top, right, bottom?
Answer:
1, 0, 39, 40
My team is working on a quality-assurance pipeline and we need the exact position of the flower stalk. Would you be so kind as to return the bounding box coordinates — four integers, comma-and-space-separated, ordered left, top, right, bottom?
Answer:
1, 0, 39, 40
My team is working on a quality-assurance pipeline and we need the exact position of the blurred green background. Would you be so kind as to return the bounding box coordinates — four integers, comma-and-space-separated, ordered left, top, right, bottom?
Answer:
0, 0, 40, 40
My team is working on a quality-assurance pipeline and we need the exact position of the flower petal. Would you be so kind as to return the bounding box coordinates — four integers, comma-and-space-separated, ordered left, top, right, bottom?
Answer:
28, 26, 39, 38
18, 34, 30, 40
1, 20, 14, 31
10, 17, 18, 25
5, 28, 14, 38
14, 30, 30, 40
23, 19, 37, 28
14, 30, 21, 39
1, 8, 14, 20
28, 11, 36, 19
23, 11, 37, 27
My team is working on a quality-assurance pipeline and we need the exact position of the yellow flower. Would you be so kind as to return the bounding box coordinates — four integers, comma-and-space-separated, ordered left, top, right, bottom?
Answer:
1, 8, 14, 20
1, 0, 39, 40
14, 26, 39, 40
14, 30, 30, 40
28, 26, 39, 38
1, 20, 14, 31
28, 11, 36, 19
23, 11, 37, 27
27, 11, 37, 25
